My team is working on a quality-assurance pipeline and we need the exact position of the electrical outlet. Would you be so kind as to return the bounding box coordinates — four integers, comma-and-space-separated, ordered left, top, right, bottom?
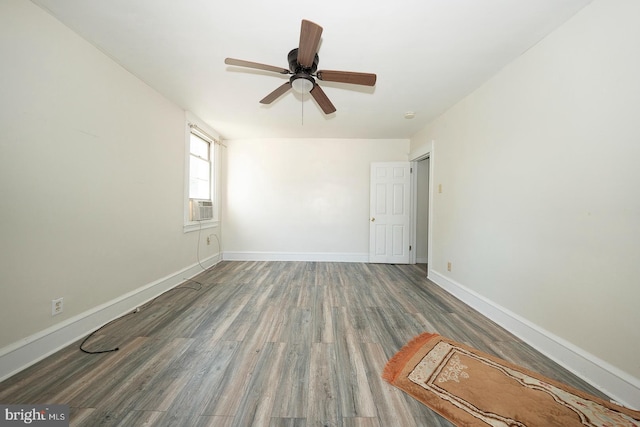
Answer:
447, 262, 452, 272
52, 297, 63, 316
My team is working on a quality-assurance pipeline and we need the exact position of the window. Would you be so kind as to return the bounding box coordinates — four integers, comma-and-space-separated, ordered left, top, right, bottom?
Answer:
184, 113, 220, 231
189, 132, 211, 200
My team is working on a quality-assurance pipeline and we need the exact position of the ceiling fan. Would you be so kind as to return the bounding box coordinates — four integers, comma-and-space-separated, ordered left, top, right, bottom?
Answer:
224, 19, 376, 114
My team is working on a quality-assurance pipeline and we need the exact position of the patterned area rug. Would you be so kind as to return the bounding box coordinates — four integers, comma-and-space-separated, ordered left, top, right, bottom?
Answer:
382, 333, 640, 426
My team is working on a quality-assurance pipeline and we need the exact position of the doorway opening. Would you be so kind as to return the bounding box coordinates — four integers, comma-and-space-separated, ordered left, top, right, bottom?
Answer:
411, 155, 431, 275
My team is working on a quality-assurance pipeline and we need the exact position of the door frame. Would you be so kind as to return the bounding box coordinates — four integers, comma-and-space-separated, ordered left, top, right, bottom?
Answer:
409, 150, 434, 270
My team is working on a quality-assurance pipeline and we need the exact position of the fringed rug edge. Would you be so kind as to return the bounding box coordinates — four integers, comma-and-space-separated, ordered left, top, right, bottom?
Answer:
382, 332, 439, 384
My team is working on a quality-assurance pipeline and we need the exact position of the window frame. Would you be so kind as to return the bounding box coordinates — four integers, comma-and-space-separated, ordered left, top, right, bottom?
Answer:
184, 112, 220, 233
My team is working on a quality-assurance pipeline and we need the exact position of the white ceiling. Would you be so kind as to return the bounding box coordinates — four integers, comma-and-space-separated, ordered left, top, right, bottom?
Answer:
31, 0, 592, 140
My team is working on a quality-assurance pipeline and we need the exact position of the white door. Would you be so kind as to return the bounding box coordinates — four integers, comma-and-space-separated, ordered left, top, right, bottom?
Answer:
369, 162, 411, 264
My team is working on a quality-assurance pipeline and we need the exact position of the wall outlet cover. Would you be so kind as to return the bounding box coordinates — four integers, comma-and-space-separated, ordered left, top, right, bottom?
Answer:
52, 298, 64, 316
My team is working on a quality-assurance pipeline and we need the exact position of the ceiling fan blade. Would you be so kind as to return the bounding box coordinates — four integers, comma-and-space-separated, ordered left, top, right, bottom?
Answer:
310, 85, 336, 114
225, 58, 290, 74
316, 70, 377, 86
297, 20, 323, 68
260, 82, 292, 104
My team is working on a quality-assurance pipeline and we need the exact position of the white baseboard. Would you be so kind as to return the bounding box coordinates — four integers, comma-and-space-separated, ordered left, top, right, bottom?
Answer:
0, 255, 220, 383
428, 269, 640, 410
222, 251, 369, 263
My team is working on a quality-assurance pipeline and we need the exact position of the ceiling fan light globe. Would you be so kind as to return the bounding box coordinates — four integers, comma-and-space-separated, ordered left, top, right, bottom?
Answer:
291, 77, 314, 93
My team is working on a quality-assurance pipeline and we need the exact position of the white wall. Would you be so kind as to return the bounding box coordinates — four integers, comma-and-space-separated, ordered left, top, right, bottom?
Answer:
0, 0, 221, 378
223, 138, 409, 261
411, 0, 640, 406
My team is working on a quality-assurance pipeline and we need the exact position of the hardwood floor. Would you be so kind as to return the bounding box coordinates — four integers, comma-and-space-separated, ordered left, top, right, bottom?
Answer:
0, 262, 609, 426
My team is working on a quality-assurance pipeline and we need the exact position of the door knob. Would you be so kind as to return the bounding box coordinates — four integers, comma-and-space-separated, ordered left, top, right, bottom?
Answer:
371, 217, 375, 222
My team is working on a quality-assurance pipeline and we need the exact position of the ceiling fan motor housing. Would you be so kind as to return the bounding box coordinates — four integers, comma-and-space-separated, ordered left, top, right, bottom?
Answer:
288, 48, 318, 74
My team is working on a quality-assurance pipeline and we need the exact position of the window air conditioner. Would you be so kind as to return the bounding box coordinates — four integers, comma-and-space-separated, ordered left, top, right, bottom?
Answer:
190, 200, 213, 221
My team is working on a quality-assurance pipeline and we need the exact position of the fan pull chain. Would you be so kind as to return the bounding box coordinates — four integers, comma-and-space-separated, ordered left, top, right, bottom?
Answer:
301, 91, 304, 125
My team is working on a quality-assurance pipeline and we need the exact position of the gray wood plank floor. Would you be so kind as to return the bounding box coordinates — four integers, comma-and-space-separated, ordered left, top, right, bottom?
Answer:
0, 262, 610, 426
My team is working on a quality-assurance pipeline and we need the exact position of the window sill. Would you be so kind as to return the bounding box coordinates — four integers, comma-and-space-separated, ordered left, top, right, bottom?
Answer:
183, 220, 219, 233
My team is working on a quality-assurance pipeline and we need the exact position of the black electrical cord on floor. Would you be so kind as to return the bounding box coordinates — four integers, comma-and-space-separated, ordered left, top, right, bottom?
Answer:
79, 314, 130, 354
79, 282, 203, 354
